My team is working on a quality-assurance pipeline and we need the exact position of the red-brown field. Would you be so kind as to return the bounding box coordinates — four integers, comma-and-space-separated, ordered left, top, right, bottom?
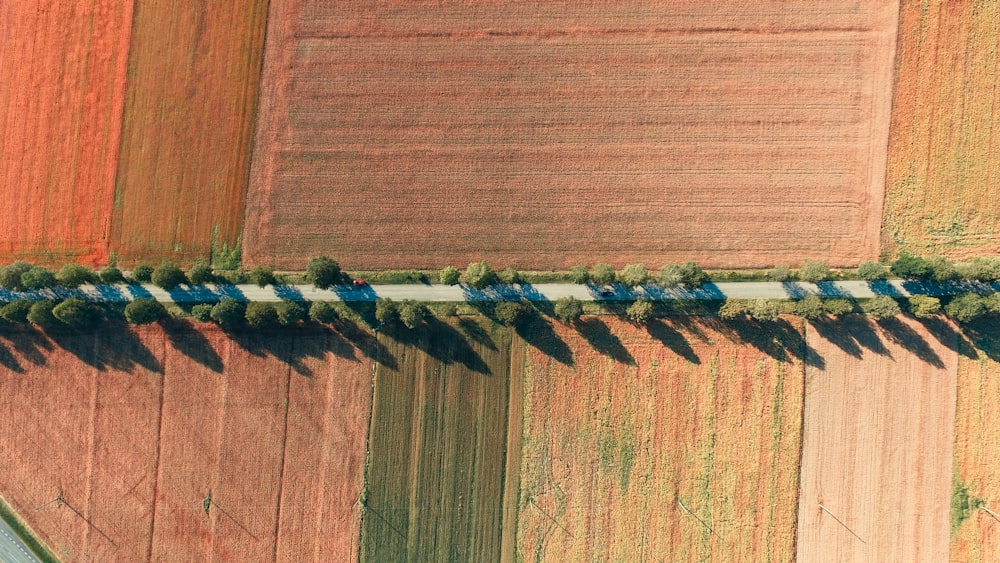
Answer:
797, 316, 957, 561
0, 1, 133, 266
511, 316, 805, 561
245, 1, 899, 270
111, 1, 268, 265
0, 325, 371, 561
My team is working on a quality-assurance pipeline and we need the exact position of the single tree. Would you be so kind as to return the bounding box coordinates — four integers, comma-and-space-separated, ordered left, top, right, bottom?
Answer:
554, 296, 584, 325
856, 261, 886, 281
306, 256, 341, 289
822, 298, 855, 317
494, 301, 529, 326
570, 265, 590, 284
187, 263, 214, 285
986, 293, 1000, 314
0, 261, 33, 291
99, 266, 125, 284
124, 298, 167, 325
907, 295, 941, 319
769, 266, 792, 282
890, 253, 931, 280
718, 298, 749, 320
590, 263, 616, 286
620, 264, 649, 288
278, 300, 307, 325
927, 257, 959, 283
398, 300, 429, 329
309, 301, 338, 324
131, 263, 154, 283
375, 298, 400, 324
53, 298, 101, 327
465, 261, 498, 289
678, 262, 708, 288
21, 267, 56, 290
969, 257, 1000, 282
248, 266, 276, 287
625, 300, 654, 324
211, 298, 245, 327
793, 295, 824, 319
798, 260, 831, 283
55, 264, 96, 287
748, 299, 781, 322
862, 296, 901, 320
191, 304, 213, 322
439, 266, 461, 285
0, 299, 32, 323
151, 262, 186, 290
499, 267, 522, 285
27, 300, 57, 327
245, 302, 279, 328
945, 293, 987, 323
658, 264, 683, 288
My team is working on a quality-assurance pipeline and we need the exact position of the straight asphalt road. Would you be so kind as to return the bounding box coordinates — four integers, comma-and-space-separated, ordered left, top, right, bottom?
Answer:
0, 517, 40, 563
0, 279, 990, 304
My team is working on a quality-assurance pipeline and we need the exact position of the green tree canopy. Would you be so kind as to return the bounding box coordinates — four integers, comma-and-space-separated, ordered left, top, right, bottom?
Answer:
439, 266, 460, 285
908, 295, 941, 319
856, 261, 886, 281
151, 262, 186, 290
245, 302, 279, 328
187, 263, 214, 285
131, 263, 154, 283
191, 304, 213, 322
211, 298, 245, 327
306, 256, 341, 289
554, 296, 584, 325
465, 261, 498, 289
570, 265, 589, 284
798, 260, 831, 283
590, 263, 616, 286
793, 295, 824, 319
27, 300, 57, 327
945, 293, 987, 323
0, 262, 33, 291
53, 298, 101, 327
309, 301, 338, 324
625, 300, 654, 324
124, 298, 167, 325
619, 264, 649, 288
494, 301, 529, 326
398, 300, 429, 329
248, 266, 276, 287
862, 296, 901, 320
55, 264, 96, 287
890, 253, 931, 280
98, 266, 125, 284
0, 300, 32, 323
678, 262, 708, 288
21, 267, 56, 290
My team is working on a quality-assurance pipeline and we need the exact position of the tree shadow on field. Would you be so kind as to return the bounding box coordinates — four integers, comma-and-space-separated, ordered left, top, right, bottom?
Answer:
952, 316, 1000, 363
0, 337, 24, 372
917, 315, 978, 360
645, 319, 700, 364
514, 312, 573, 367
381, 317, 491, 375
0, 325, 52, 369
458, 317, 497, 351
719, 317, 824, 369
808, 314, 890, 359
159, 319, 225, 373
336, 319, 397, 370
283, 326, 359, 377
44, 323, 163, 374
874, 316, 945, 368
576, 317, 635, 366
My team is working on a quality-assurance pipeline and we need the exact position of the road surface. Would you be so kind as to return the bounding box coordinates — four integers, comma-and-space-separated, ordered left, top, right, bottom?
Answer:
0, 279, 990, 304
0, 516, 41, 563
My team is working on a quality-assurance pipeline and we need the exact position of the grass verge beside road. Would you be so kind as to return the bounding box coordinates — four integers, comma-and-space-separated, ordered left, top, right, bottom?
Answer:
0, 495, 58, 563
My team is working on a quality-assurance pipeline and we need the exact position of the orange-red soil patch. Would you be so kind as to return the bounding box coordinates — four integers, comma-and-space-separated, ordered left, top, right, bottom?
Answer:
110, 1, 268, 265
246, 1, 898, 270
0, 2, 133, 266
0, 325, 371, 561
511, 316, 804, 561
883, 1, 1000, 258
797, 316, 957, 561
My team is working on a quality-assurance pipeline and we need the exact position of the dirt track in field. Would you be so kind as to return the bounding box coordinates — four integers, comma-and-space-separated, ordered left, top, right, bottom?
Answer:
111, 1, 268, 265
0, 1, 133, 266
797, 316, 957, 561
246, 0, 899, 270
0, 325, 371, 561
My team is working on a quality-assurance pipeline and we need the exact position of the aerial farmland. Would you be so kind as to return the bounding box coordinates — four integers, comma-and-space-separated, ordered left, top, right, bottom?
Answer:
4, 1, 1000, 562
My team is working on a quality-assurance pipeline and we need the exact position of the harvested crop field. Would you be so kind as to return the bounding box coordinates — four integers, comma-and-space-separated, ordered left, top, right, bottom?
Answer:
797, 316, 957, 561
0, 325, 372, 561
245, 1, 900, 270
951, 320, 1000, 561
0, 1, 133, 266
111, 1, 268, 265
511, 316, 805, 561
361, 319, 514, 561
883, 1, 1000, 259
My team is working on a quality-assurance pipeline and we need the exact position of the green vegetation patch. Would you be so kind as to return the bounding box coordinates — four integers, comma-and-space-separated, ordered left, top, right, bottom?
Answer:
951, 475, 984, 536
0, 495, 59, 563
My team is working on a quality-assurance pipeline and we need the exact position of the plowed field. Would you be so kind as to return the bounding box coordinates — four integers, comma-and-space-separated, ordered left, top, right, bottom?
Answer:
0, 325, 372, 561
0, 1, 133, 266
111, 1, 268, 265
511, 317, 805, 561
884, 1, 1000, 258
797, 316, 957, 561
245, 1, 900, 270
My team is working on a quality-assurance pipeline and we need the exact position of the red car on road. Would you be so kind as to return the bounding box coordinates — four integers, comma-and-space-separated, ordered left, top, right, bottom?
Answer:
352, 279, 367, 287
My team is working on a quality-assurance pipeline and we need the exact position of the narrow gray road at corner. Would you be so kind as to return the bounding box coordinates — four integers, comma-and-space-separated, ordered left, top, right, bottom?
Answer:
0, 517, 41, 563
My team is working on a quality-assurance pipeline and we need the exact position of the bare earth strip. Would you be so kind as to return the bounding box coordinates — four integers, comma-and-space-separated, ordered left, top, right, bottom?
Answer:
246, 1, 899, 270
797, 316, 957, 561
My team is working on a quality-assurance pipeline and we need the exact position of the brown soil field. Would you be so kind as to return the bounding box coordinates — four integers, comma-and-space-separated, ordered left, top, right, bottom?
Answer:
245, 1, 900, 270
0, 324, 372, 561
797, 315, 957, 561
511, 316, 805, 561
0, 2, 133, 266
110, 1, 268, 266
361, 319, 514, 561
883, 1, 1000, 259
951, 321, 1000, 561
